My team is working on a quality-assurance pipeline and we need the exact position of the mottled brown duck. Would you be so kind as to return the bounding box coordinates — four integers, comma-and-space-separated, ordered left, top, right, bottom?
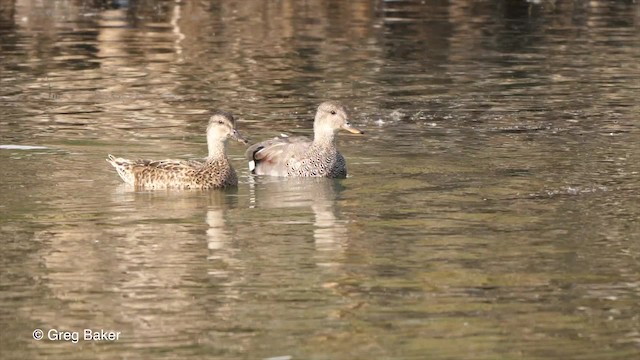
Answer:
245, 101, 363, 178
107, 110, 247, 189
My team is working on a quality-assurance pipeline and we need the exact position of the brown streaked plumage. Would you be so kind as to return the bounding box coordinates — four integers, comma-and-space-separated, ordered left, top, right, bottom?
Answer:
107, 110, 248, 189
245, 101, 364, 178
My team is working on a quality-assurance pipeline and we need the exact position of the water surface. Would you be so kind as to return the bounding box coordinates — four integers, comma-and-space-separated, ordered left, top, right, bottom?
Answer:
1, 0, 639, 359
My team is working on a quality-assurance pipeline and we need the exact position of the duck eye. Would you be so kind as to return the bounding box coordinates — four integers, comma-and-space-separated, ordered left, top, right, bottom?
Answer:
218, 120, 224, 124
330, 110, 336, 115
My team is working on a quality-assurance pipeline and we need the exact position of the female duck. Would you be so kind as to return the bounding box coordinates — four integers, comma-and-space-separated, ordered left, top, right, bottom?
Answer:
245, 101, 363, 178
107, 110, 247, 189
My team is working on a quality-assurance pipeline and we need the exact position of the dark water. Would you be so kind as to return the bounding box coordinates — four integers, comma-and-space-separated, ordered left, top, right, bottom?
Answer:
1, 0, 640, 359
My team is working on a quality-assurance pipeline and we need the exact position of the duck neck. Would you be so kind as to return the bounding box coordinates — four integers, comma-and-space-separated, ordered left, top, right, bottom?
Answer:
207, 135, 228, 161
312, 127, 336, 150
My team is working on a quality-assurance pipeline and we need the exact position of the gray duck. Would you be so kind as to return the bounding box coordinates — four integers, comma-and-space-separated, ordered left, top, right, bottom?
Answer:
245, 101, 363, 178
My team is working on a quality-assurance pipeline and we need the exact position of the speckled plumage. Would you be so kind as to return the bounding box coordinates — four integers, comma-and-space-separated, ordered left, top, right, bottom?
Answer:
106, 156, 238, 189
107, 110, 247, 190
245, 101, 363, 178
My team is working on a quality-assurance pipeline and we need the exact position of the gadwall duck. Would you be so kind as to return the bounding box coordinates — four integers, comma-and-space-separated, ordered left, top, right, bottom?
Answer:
107, 110, 247, 189
245, 101, 363, 178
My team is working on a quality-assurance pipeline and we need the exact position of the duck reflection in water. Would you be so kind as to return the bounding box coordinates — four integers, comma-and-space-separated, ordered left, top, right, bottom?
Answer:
248, 177, 349, 265
205, 190, 243, 280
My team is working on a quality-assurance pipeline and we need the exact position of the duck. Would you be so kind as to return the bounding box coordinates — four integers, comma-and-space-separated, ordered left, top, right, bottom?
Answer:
245, 101, 364, 178
107, 110, 247, 189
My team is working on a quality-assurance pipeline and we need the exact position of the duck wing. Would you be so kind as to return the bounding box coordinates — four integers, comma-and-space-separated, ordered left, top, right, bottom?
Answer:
245, 136, 311, 177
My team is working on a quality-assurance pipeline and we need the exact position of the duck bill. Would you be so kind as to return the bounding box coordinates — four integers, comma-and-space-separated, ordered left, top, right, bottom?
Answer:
231, 130, 249, 144
341, 123, 364, 135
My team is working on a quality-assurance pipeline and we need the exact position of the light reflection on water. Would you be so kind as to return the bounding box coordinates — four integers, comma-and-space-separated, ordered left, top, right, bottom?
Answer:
1, 0, 640, 359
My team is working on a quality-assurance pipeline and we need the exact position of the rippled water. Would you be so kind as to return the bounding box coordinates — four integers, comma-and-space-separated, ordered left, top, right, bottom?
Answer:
1, 0, 639, 359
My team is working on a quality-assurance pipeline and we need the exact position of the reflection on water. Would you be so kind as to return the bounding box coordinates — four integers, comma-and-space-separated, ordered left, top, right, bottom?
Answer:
248, 177, 348, 266
1, 0, 640, 359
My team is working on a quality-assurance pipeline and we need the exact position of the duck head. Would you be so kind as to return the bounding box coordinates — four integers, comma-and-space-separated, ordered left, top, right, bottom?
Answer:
207, 110, 248, 144
314, 101, 364, 135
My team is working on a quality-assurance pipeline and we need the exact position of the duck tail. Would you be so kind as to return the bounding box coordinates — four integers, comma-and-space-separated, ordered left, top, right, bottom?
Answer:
248, 146, 265, 174
106, 154, 117, 167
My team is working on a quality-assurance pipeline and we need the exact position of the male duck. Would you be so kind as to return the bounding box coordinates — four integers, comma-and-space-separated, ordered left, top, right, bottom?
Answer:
245, 101, 363, 178
107, 110, 247, 189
